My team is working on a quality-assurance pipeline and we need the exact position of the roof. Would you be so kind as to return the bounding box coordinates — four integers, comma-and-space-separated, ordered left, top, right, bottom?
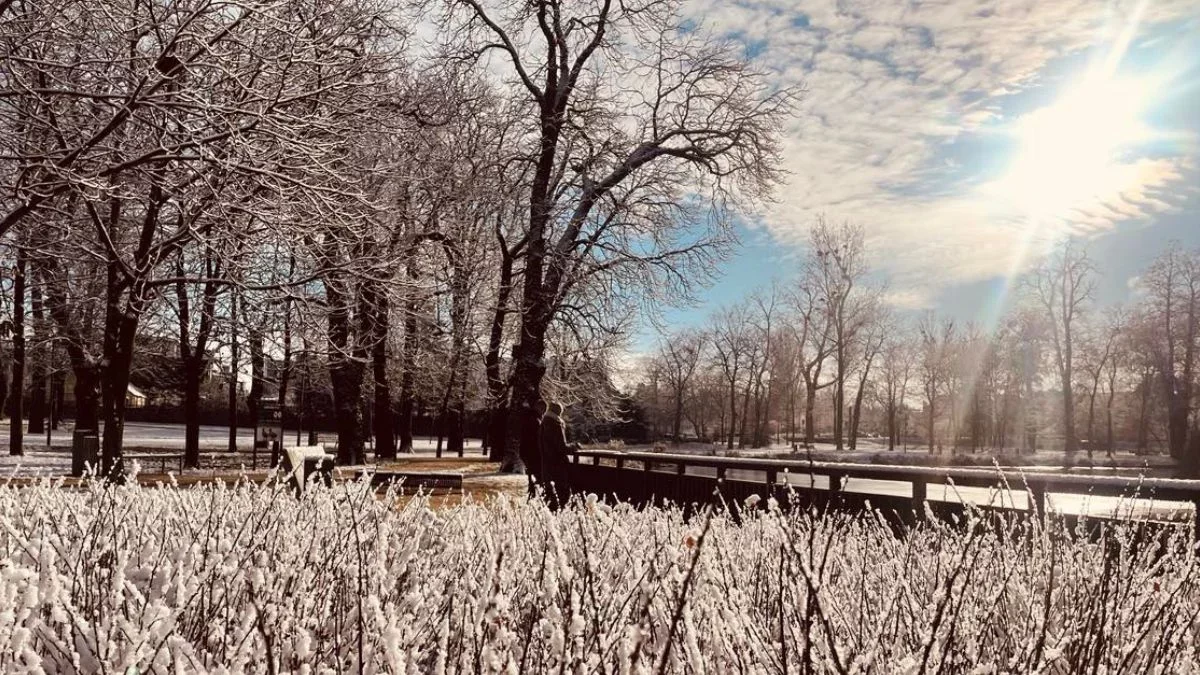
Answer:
126, 384, 148, 399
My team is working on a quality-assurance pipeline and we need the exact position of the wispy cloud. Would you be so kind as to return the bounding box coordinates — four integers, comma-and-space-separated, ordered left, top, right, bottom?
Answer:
685, 0, 1200, 306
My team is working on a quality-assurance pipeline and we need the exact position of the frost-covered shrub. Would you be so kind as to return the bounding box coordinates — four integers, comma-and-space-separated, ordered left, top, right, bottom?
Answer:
0, 478, 1196, 673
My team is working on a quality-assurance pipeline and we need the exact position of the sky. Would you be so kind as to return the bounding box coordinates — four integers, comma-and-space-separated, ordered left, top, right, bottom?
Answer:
634, 0, 1200, 350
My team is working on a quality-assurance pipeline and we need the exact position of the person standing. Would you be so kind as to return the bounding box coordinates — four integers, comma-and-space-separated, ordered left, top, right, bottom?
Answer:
522, 400, 549, 498
539, 401, 575, 510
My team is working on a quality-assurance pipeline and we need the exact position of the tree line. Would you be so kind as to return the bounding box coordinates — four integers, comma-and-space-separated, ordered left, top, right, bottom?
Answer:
638, 220, 1200, 474
0, 0, 794, 475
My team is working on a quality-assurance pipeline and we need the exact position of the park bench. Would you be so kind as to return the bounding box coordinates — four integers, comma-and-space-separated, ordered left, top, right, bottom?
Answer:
125, 453, 186, 475
281, 444, 335, 496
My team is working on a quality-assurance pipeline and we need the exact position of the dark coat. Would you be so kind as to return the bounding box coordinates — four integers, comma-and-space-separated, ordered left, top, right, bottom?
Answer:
539, 413, 572, 505
520, 418, 543, 480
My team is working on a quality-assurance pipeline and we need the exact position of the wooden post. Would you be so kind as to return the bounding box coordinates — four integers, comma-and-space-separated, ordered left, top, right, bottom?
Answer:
643, 458, 654, 507
829, 472, 844, 493
912, 480, 926, 503
912, 480, 926, 521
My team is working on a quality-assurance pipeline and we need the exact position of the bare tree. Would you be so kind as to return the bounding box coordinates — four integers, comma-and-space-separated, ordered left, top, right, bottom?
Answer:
747, 285, 782, 447
655, 330, 706, 444
4, 0, 406, 475
1078, 309, 1122, 458
1028, 240, 1095, 457
789, 274, 836, 447
808, 218, 876, 450
848, 306, 888, 451
710, 306, 754, 450
6, 246, 24, 455
173, 244, 223, 467
919, 313, 955, 453
1101, 308, 1128, 458
876, 326, 916, 451
1138, 245, 1200, 471
25, 269, 47, 436
443, 0, 793, 470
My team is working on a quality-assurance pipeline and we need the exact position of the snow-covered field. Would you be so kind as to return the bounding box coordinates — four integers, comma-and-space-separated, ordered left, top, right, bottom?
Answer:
1, 480, 1196, 673
1, 421, 487, 478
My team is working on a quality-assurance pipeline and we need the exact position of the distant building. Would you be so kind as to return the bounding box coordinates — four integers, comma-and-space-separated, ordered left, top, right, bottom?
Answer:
126, 384, 148, 409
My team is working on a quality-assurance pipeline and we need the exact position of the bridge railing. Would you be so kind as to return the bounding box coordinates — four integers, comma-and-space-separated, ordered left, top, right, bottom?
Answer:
568, 449, 1200, 531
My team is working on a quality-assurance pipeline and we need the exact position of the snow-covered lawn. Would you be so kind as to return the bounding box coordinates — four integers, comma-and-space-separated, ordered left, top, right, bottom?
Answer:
1, 480, 1196, 673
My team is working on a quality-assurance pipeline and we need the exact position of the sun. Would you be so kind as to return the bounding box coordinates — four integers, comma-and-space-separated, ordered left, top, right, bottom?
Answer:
993, 74, 1157, 219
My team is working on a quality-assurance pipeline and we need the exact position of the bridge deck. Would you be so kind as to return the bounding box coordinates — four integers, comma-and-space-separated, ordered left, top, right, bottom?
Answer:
569, 450, 1200, 532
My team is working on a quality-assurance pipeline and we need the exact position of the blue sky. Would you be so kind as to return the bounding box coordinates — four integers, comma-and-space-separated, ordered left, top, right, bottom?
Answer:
636, 0, 1200, 350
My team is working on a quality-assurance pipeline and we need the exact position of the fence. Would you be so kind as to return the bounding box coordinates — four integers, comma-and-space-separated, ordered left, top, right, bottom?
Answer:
568, 449, 1200, 534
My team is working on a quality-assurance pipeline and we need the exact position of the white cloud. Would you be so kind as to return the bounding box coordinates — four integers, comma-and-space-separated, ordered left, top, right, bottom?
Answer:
683, 0, 1199, 305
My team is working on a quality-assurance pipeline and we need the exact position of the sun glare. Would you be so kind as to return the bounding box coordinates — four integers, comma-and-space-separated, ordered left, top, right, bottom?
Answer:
994, 74, 1158, 218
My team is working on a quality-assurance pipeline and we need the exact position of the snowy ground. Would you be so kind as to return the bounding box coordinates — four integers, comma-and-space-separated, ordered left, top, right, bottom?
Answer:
631, 439, 1179, 473
1, 420, 485, 452
3, 422, 1189, 523
0, 420, 487, 478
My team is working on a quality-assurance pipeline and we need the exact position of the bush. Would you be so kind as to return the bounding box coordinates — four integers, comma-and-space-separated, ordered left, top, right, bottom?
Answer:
0, 479, 1196, 673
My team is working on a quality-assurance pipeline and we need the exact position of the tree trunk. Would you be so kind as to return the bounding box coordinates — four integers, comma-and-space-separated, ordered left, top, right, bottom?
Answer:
1136, 374, 1150, 454
727, 380, 738, 450
397, 284, 418, 455
175, 249, 218, 468
507, 334, 549, 473
1023, 373, 1037, 453
737, 382, 753, 448
834, 343, 845, 451
248, 325, 264, 443
927, 398, 936, 454
1062, 375, 1077, 456
100, 299, 141, 480
849, 384, 867, 452
0, 351, 6, 431
278, 254, 295, 411
51, 369, 65, 429
501, 75, 570, 474
8, 249, 25, 455
370, 291, 395, 460
849, 347, 879, 451
483, 250, 514, 461
804, 385, 817, 447
325, 281, 365, 465
40, 257, 99, 433
1086, 381, 1099, 459
443, 240, 468, 457
182, 357, 203, 468
1105, 395, 1115, 458
26, 277, 46, 436
99, 255, 126, 479
887, 400, 897, 451
1166, 383, 1188, 461
1105, 368, 1117, 457
446, 397, 465, 456
672, 391, 684, 444
227, 290, 239, 453
329, 360, 365, 465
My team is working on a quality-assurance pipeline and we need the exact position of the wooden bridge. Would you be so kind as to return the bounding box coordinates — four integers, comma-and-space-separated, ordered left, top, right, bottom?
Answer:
567, 449, 1200, 534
